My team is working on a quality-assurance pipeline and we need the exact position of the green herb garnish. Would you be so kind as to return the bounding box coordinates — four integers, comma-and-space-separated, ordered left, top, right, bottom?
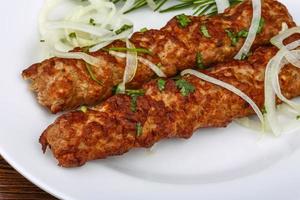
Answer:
297, 115, 300, 120
68, 32, 77, 39
85, 63, 103, 85
130, 95, 138, 112
40, 39, 45, 42
241, 53, 248, 60
237, 30, 248, 38
157, 79, 166, 91
196, 52, 207, 69
89, 18, 96, 26
200, 25, 211, 38
176, 14, 191, 28
116, 0, 242, 16
140, 27, 148, 32
241, 51, 253, 60
126, 89, 145, 96
262, 106, 267, 115
106, 47, 152, 54
113, 84, 123, 95
115, 24, 133, 35
136, 122, 143, 136
257, 18, 265, 34
225, 29, 248, 46
225, 30, 238, 46
159, 0, 242, 16
175, 79, 195, 96
126, 89, 145, 112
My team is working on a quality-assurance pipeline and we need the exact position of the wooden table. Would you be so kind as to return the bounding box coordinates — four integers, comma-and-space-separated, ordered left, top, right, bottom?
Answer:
0, 156, 56, 200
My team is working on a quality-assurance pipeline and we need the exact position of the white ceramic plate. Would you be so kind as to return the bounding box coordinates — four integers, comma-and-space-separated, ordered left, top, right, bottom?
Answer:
1, 1, 300, 199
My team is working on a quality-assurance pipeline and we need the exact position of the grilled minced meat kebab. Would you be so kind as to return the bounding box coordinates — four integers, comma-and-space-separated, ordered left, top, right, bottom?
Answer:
22, 0, 295, 113
40, 46, 300, 167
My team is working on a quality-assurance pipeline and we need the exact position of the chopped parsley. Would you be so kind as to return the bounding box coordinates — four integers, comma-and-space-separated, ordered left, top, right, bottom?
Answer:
237, 30, 248, 38
225, 30, 238, 46
136, 122, 143, 137
113, 84, 123, 95
126, 89, 145, 112
157, 79, 166, 91
175, 79, 195, 96
130, 96, 139, 112
196, 52, 207, 69
140, 27, 148, 32
89, 18, 96, 26
257, 18, 265, 34
297, 115, 300, 120
241, 53, 248, 60
126, 89, 145, 96
80, 106, 88, 113
40, 39, 45, 42
241, 51, 252, 60
176, 14, 191, 28
105, 47, 152, 54
261, 106, 267, 115
200, 25, 211, 38
115, 24, 133, 35
225, 29, 248, 46
85, 63, 103, 85
68, 32, 77, 39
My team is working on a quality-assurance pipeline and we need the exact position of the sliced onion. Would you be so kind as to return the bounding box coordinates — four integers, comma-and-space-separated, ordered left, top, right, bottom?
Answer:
263, 25, 300, 136
280, 22, 289, 34
236, 102, 300, 133
277, 103, 300, 117
269, 35, 300, 114
215, 0, 230, 13
264, 58, 283, 136
270, 26, 300, 67
51, 49, 100, 66
119, 0, 135, 13
271, 27, 300, 49
264, 49, 300, 135
39, 0, 133, 59
181, 69, 265, 129
285, 48, 300, 68
234, 0, 261, 60
39, 0, 63, 37
108, 50, 127, 58
272, 49, 300, 111
138, 57, 167, 78
235, 117, 263, 132
88, 28, 133, 52
109, 51, 166, 77
46, 21, 112, 36
146, 0, 157, 10
118, 40, 138, 93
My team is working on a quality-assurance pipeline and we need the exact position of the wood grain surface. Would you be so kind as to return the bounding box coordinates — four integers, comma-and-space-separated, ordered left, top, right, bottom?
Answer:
0, 156, 57, 200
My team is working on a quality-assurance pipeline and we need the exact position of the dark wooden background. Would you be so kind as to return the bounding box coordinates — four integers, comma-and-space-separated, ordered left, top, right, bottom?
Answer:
0, 156, 57, 200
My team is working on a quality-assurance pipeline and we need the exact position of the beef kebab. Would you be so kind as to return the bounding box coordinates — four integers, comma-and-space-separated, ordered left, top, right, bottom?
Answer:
22, 0, 295, 113
40, 45, 300, 167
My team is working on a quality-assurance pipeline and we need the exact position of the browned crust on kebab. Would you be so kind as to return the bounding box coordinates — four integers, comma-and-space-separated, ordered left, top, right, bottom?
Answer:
22, 0, 295, 113
40, 46, 300, 167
